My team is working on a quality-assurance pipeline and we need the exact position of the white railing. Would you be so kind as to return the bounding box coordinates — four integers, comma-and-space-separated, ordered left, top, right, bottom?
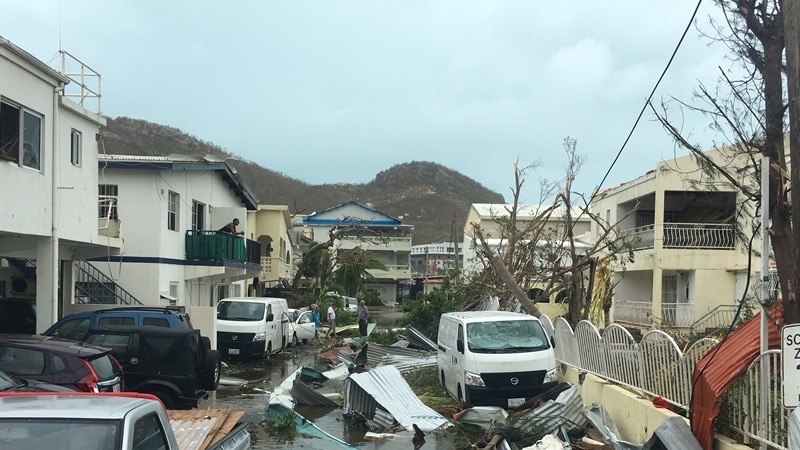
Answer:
623, 223, 735, 250
549, 316, 787, 449
613, 300, 694, 327
98, 195, 118, 236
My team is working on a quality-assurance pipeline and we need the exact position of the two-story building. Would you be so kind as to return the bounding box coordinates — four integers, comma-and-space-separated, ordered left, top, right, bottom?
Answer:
294, 202, 413, 304
591, 146, 761, 330
0, 37, 113, 331
410, 242, 461, 278
245, 204, 295, 295
88, 154, 261, 308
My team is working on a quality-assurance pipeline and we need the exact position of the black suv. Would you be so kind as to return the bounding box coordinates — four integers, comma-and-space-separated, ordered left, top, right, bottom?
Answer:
84, 325, 221, 410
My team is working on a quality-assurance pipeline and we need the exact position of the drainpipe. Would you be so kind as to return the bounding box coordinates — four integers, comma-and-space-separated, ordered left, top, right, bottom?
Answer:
47, 82, 64, 331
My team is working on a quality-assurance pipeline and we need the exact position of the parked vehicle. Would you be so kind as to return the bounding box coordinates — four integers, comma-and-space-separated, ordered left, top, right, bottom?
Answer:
325, 292, 358, 312
0, 367, 73, 392
84, 325, 221, 410
287, 308, 316, 346
43, 306, 193, 342
437, 311, 556, 408
0, 392, 250, 450
0, 298, 36, 334
216, 297, 290, 359
0, 334, 124, 393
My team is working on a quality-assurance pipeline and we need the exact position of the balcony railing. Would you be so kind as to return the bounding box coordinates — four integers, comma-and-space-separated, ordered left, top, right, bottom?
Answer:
185, 230, 260, 265
613, 299, 695, 327
624, 223, 735, 250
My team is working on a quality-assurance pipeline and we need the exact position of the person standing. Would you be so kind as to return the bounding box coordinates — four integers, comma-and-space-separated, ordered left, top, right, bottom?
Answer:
357, 300, 369, 337
311, 305, 322, 345
327, 303, 337, 339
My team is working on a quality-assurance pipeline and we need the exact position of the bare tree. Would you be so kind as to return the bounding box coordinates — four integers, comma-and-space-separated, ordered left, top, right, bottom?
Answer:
466, 139, 635, 325
654, 0, 800, 323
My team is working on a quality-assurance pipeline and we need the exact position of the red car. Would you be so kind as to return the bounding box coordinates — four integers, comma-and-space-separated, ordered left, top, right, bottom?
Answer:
0, 334, 123, 392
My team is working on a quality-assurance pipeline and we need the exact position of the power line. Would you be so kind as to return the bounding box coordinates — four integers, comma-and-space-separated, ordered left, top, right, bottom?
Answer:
589, 0, 704, 203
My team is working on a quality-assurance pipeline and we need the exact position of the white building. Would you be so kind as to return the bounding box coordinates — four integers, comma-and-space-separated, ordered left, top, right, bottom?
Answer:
591, 146, 762, 330
0, 37, 112, 331
294, 202, 413, 304
91, 154, 260, 307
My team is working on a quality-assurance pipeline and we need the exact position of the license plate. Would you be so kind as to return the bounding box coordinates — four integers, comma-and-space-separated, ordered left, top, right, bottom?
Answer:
228, 348, 240, 355
508, 397, 525, 408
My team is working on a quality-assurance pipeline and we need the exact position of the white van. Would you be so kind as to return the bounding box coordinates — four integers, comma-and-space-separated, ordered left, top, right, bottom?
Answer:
216, 297, 291, 359
325, 292, 358, 312
437, 311, 556, 408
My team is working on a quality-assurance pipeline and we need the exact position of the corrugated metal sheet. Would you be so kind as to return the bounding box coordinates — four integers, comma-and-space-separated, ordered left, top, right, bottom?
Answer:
516, 384, 587, 438
642, 416, 701, 450
170, 417, 217, 450
375, 355, 437, 373
367, 408, 396, 432
366, 343, 434, 368
344, 365, 450, 431
691, 305, 782, 450
291, 379, 340, 407
406, 327, 437, 351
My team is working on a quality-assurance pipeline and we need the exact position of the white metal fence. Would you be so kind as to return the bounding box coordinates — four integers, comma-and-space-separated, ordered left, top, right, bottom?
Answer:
547, 316, 788, 449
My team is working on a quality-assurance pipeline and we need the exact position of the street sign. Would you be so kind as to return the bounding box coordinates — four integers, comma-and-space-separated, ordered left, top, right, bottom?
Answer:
782, 324, 800, 408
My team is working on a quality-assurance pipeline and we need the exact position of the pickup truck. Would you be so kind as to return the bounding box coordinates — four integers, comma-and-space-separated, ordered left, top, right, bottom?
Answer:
0, 392, 250, 450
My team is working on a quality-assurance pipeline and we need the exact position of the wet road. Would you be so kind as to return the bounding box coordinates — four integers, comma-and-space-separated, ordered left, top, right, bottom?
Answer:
204, 305, 461, 450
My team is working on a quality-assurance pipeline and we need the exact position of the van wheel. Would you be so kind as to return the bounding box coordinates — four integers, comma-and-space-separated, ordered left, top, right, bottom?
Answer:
281, 336, 286, 351
440, 371, 446, 389
264, 342, 272, 360
457, 385, 471, 409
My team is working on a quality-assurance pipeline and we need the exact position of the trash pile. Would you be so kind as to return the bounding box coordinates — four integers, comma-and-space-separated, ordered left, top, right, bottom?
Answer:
266, 327, 702, 450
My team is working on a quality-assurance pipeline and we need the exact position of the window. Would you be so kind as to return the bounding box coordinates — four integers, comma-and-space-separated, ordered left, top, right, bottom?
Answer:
0, 346, 46, 376
142, 317, 170, 327
191, 200, 205, 232
98, 317, 135, 327
70, 129, 81, 165
0, 100, 42, 170
132, 413, 169, 450
167, 191, 179, 231
98, 185, 119, 220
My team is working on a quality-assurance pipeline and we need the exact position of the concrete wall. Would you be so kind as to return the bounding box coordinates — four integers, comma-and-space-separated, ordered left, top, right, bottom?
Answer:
558, 364, 750, 450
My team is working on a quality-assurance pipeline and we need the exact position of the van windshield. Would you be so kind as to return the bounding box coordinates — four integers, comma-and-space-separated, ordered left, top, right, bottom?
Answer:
466, 320, 550, 353
217, 301, 265, 321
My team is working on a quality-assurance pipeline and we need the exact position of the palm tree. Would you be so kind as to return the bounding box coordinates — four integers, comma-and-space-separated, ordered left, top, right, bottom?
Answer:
332, 247, 387, 297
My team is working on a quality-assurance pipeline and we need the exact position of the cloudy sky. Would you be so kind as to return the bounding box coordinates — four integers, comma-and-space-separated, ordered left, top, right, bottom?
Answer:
2, 1, 736, 202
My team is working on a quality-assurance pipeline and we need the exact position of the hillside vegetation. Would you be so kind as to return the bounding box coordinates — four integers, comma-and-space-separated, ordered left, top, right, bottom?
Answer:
100, 116, 505, 243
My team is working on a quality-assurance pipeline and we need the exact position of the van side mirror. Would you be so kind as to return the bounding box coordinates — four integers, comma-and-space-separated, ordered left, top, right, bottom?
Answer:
456, 339, 464, 353
266, 313, 274, 322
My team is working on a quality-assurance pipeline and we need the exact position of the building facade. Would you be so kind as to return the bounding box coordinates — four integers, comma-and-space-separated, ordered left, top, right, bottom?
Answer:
294, 202, 413, 304
0, 38, 111, 331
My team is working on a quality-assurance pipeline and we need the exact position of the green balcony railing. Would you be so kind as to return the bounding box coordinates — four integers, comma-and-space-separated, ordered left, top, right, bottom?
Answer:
185, 231, 260, 264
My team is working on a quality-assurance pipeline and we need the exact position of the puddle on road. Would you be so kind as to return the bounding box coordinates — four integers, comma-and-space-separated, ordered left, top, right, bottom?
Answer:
206, 343, 459, 450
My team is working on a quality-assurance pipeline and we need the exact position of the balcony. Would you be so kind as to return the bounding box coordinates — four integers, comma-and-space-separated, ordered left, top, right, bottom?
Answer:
185, 231, 260, 265
260, 256, 291, 282
623, 223, 735, 251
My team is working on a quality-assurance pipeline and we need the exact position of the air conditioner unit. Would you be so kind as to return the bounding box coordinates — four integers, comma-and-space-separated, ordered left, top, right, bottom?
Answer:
10, 277, 35, 297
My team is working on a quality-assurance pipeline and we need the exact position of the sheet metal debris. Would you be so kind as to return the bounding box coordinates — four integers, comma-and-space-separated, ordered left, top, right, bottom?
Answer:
641, 416, 702, 450
583, 403, 643, 450
291, 377, 339, 407
344, 365, 450, 431
406, 326, 437, 351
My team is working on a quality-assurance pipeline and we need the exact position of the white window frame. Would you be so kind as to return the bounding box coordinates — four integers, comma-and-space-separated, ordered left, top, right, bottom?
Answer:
70, 129, 81, 166
191, 200, 205, 232
167, 191, 179, 231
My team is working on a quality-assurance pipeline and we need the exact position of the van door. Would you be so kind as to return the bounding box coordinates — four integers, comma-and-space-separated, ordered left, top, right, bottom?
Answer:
454, 323, 466, 401
265, 303, 276, 354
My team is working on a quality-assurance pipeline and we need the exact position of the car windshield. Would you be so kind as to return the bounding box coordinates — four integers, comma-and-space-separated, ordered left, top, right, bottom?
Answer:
0, 418, 119, 449
217, 301, 265, 321
466, 320, 550, 353
0, 369, 24, 391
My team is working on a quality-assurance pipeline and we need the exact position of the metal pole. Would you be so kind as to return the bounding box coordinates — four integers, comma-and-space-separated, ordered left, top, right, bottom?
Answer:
760, 154, 770, 450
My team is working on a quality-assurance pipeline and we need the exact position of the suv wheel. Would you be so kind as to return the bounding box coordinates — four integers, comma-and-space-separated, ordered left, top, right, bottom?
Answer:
150, 389, 177, 410
199, 349, 221, 390
291, 332, 298, 347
